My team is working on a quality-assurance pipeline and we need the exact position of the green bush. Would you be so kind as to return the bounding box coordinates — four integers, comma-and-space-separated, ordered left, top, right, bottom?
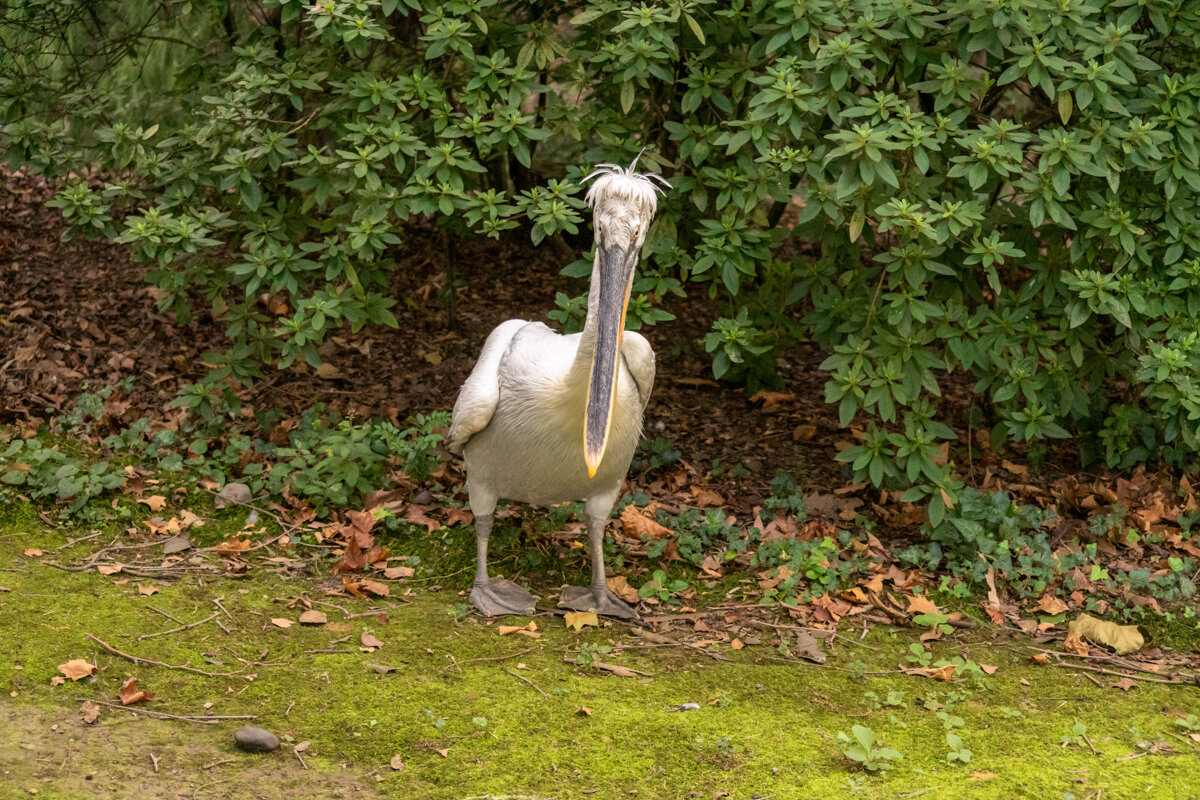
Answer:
4, 0, 1200, 512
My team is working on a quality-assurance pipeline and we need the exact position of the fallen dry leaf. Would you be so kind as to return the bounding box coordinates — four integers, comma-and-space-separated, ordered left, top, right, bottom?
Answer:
383, 566, 414, 579
1063, 632, 1089, 656
1068, 614, 1144, 655
1035, 593, 1069, 616
606, 575, 640, 603
435, 748, 448, 758
793, 630, 827, 664
215, 537, 251, 556
270, 618, 295, 629
1030, 653, 1051, 665
298, 610, 327, 625
49, 676, 65, 686
96, 565, 122, 575
905, 594, 941, 615
564, 611, 599, 631
1110, 677, 1138, 691
576, 706, 592, 716
979, 664, 998, 675
730, 638, 744, 651
971, 770, 997, 781
79, 700, 100, 724
137, 583, 160, 596
361, 632, 385, 649
358, 579, 390, 597
389, 754, 405, 771
498, 622, 537, 636
22, 548, 43, 557
690, 486, 725, 508
57, 659, 97, 681
619, 505, 672, 539
118, 678, 154, 705
138, 495, 167, 511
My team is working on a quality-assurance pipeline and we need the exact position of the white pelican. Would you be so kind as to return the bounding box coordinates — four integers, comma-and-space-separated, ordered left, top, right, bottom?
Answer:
448, 160, 667, 618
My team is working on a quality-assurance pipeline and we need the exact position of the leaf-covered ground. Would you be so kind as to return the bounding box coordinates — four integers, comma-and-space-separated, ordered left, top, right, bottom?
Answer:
2, 501, 1198, 800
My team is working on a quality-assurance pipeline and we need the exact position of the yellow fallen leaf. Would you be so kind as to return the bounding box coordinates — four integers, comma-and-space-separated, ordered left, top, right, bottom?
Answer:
499, 622, 537, 636
270, 618, 294, 629
1035, 593, 1069, 616
57, 659, 97, 681
138, 495, 168, 511
564, 611, 599, 631
1068, 614, 1144, 655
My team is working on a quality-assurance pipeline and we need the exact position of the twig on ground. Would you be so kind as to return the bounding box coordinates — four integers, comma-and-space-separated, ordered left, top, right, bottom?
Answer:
84, 633, 237, 678
202, 758, 234, 770
1115, 752, 1148, 762
58, 531, 105, 549
293, 748, 308, 770
149, 754, 159, 773
441, 647, 537, 672
506, 668, 549, 698
138, 612, 217, 641
285, 700, 295, 717
212, 596, 232, 618
1051, 662, 1194, 685
81, 699, 256, 724
146, 605, 184, 625
304, 649, 354, 655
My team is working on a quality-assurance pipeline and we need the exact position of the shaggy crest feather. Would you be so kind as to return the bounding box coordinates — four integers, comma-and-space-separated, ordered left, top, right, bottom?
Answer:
583, 155, 671, 219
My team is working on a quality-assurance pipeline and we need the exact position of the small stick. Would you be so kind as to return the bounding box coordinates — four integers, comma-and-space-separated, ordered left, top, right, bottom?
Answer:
58, 531, 105, 549
1079, 671, 1105, 688
202, 758, 234, 770
285, 700, 295, 717
448, 654, 463, 673
146, 605, 184, 625
1115, 752, 1148, 762
1050, 662, 1194, 685
139, 613, 217, 641
293, 748, 308, 770
1079, 722, 1102, 757
304, 649, 354, 655
85, 633, 236, 678
81, 699, 255, 723
439, 647, 536, 672
212, 596, 232, 618
215, 619, 232, 634
150, 754, 159, 773
506, 669, 549, 698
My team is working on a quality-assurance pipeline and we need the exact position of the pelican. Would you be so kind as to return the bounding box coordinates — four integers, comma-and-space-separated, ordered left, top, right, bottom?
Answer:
447, 160, 667, 619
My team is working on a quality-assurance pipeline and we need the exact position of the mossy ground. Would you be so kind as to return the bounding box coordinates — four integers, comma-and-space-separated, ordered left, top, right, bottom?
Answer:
1, 501, 1198, 800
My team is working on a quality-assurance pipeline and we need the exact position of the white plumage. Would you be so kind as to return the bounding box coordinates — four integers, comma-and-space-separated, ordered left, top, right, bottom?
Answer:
448, 161, 667, 618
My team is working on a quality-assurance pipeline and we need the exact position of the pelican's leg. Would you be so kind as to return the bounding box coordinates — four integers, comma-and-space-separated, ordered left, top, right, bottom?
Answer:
559, 509, 637, 620
468, 494, 538, 617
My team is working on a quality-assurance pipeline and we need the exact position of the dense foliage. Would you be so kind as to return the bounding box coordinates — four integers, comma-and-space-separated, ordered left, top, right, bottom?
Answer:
4, 0, 1200, 514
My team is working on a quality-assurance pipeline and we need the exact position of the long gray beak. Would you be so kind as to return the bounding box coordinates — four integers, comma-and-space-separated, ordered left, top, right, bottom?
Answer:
584, 242, 634, 477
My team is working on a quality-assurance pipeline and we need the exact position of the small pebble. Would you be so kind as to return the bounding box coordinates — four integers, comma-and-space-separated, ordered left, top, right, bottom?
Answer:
234, 726, 279, 753
668, 703, 701, 712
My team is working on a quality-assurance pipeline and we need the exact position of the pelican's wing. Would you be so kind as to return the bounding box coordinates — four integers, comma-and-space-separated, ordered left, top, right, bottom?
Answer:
621, 331, 656, 411
448, 319, 530, 453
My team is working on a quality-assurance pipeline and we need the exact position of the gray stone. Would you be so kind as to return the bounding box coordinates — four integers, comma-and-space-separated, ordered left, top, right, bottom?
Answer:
234, 726, 279, 753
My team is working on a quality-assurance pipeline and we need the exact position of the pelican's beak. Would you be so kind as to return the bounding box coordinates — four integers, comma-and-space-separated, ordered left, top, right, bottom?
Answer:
584, 242, 635, 478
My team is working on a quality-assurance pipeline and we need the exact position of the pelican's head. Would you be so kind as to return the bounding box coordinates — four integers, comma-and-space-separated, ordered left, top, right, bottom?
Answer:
580, 158, 670, 477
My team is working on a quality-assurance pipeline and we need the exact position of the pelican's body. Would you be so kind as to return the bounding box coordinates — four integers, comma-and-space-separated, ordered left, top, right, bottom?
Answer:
449, 161, 667, 618
453, 321, 654, 509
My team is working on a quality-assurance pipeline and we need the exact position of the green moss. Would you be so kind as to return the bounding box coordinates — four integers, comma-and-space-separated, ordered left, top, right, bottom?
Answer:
1, 504, 1198, 800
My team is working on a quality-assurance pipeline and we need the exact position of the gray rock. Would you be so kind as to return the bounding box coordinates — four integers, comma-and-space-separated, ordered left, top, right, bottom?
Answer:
234, 726, 279, 753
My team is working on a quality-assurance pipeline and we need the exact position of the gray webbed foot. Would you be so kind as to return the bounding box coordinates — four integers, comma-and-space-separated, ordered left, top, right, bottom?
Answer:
558, 585, 639, 620
471, 577, 538, 617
